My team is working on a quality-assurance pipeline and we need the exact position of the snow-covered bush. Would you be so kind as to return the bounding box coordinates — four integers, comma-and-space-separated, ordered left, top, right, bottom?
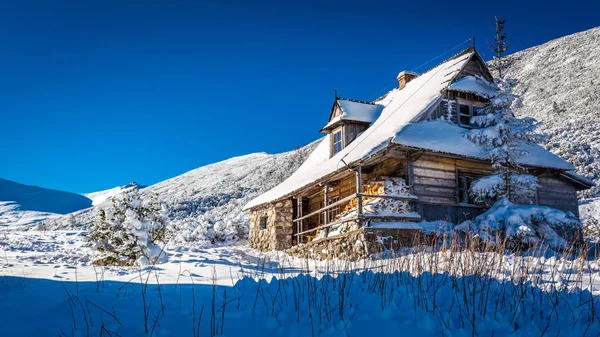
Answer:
88, 190, 169, 266
169, 211, 249, 247
584, 217, 600, 239
456, 198, 582, 249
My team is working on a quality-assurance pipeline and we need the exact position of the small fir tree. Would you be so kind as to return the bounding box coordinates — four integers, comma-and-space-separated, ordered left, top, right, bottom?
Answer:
88, 190, 168, 266
466, 19, 545, 205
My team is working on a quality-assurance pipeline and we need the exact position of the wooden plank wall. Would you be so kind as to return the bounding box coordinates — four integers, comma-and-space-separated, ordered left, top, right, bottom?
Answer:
410, 154, 492, 221
344, 123, 367, 147
537, 174, 580, 216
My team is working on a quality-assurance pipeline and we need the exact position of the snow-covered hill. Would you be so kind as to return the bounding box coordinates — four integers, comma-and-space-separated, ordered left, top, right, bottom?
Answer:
0, 178, 93, 228
42, 141, 319, 246
83, 182, 145, 206
503, 27, 600, 198
501, 26, 600, 226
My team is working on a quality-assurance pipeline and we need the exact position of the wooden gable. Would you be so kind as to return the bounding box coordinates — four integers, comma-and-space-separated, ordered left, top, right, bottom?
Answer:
327, 100, 342, 123
454, 52, 494, 83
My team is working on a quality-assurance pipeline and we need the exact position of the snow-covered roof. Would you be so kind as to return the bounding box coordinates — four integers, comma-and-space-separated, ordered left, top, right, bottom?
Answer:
244, 49, 575, 210
448, 75, 497, 98
561, 171, 596, 187
322, 99, 384, 130
393, 120, 574, 170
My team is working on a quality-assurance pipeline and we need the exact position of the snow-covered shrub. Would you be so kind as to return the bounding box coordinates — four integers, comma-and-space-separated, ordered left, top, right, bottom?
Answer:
584, 217, 600, 239
169, 211, 249, 247
456, 198, 582, 249
88, 190, 169, 266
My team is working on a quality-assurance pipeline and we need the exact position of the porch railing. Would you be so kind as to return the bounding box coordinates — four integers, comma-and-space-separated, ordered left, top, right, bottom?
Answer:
293, 193, 420, 243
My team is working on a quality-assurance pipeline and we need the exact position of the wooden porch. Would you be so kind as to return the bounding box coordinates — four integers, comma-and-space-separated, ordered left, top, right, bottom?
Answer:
291, 164, 421, 245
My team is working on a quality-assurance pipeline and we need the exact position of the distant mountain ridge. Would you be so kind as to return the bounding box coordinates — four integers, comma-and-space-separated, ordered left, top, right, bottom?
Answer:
0, 178, 92, 214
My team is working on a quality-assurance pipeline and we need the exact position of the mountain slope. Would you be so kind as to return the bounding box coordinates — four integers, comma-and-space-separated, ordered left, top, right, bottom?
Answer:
83, 182, 145, 206
42, 140, 320, 245
503, 26, 600, 198
0, 178, 93, 227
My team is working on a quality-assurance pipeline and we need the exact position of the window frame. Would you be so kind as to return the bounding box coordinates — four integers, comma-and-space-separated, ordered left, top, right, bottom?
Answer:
456, 99, 486, 128
456, 170, 485, 206
259, 216, 268, 230
331, 127, 344, 155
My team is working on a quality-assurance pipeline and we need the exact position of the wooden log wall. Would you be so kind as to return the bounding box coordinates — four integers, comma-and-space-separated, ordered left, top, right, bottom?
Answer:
410, 154, 491, 221
537, 174, 580, 216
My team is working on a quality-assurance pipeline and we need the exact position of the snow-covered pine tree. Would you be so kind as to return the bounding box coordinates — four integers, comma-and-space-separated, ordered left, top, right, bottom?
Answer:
88, 190, 169, 266
489, 16, 510, 78
466, 19, 545, 205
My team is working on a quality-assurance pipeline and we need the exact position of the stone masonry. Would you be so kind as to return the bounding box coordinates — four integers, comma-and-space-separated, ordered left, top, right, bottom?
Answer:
286, 227, 422, 261
249, 199, 294, 251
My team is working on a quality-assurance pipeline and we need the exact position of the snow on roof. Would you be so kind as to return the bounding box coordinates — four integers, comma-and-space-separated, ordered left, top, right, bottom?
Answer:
448, 75, 497, 98
562, 171, 596, 187
244, 50, 476, 210
393, 120, 574, 170
322, 99, 384, 130
244, 49, 575, 210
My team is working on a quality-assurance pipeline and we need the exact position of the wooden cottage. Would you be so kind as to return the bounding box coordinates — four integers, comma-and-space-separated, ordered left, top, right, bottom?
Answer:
243, 48, 593, 255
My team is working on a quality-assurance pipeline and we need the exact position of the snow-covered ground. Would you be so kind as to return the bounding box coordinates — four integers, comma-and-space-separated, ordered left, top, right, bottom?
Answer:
1, 229, 599, 337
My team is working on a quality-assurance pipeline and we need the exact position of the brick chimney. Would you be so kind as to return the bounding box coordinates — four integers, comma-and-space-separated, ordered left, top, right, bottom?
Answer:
397, 71, 418, 90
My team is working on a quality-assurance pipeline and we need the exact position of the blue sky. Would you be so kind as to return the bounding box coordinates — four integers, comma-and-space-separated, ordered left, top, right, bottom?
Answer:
1, 0, 598, 193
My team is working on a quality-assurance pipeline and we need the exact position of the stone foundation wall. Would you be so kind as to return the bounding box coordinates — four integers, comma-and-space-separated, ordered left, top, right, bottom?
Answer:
286, 227, 422, 260
249, 200, 294, 251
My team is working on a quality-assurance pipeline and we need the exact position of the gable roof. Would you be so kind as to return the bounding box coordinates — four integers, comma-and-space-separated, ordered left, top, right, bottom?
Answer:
321, 99, 384, 132
244, 48, 575, 210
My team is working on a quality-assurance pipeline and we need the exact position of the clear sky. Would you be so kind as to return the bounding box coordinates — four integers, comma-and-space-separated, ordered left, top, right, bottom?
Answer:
1, 0, 598, 193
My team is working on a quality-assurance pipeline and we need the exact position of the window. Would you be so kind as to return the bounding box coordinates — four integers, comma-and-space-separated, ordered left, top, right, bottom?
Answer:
259, 216, 268, 230
333, 129, 343, 154
459, 104, 471, 126
328, 196, 340, 220
458, 103, 485, 128
457, 172, 483, 205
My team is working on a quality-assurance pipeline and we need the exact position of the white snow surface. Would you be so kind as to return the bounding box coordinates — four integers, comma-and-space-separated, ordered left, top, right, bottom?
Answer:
393, 120, 574, 170
323, 99, 384, 128
448, 75, 497, 98
83, 182, 142, 206
1, 229, 599, 337
0, 178, 93, 227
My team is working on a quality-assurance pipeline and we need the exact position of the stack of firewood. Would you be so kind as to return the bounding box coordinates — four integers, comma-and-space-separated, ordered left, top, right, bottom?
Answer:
341, 176, 412, 216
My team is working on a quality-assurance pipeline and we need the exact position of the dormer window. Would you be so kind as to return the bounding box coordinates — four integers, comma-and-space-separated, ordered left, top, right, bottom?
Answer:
458, 100, 485, 128
332, 128, 343, 155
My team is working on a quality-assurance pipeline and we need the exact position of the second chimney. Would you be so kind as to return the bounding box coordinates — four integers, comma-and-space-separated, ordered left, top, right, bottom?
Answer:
397, 71, 419, 90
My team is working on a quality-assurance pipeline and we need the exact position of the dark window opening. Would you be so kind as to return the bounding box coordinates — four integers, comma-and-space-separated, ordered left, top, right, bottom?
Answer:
457, 172, 483, 205
459, 104, 471, 126
259, 216, 268, 230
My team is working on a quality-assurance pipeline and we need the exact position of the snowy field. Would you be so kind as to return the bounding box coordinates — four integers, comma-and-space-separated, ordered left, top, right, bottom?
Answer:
1, 229, 599, 337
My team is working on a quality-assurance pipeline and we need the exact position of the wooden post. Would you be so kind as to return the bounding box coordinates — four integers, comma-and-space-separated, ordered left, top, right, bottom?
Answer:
323, 184, 329, 236
356, 166, 363, 222
297, 197, 302, 244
